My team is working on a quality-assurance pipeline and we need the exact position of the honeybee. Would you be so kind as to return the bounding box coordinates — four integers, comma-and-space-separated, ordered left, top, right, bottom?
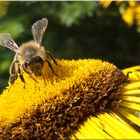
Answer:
0, 18, 57, 84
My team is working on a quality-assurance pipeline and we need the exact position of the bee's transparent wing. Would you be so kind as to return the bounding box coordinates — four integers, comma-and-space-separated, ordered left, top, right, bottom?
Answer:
31, 18, 48, 45
0, 33, 20, 54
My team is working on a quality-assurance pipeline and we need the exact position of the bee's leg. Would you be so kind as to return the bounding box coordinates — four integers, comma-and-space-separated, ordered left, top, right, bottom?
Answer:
22, 63, 30, 74
10, 75, 18, 84
45, 59, 58, 76
17, 64, 25, 84
22, 63, 38, 83
46, 51, 58, 65
29, 74, 38, 83
9, 61, 18, 84
10, 60, 25, 84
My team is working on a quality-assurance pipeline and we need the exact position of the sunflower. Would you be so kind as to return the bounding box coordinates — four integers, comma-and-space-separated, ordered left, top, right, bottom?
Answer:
0, 59, 140, 139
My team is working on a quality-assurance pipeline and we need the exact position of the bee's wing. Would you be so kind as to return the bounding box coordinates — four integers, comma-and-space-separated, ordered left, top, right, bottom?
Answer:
0, 33, 20, 54
31, 18, 48, 45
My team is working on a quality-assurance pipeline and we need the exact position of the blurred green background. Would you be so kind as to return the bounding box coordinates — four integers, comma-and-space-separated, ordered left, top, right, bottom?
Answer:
0, 1, 140, 92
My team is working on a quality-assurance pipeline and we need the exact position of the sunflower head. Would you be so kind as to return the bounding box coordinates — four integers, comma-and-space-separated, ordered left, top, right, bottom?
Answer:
0, 59, 140, 139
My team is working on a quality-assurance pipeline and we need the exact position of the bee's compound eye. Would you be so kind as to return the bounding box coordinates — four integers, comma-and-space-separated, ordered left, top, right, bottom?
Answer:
34, 56, 44, 64
35, 56, 42, 60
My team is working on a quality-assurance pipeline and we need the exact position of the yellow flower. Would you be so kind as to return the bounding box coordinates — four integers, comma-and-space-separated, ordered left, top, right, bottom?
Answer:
122, 7, 134, 26
0, 59, 140, 139
122, 2, 140, 27
99, 0, 112, 9
100, 1, 140, 28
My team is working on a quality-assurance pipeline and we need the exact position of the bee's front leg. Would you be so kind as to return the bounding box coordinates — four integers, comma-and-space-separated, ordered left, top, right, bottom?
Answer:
45, 51, 58, 65
22, 63, 38, 83
45, 59, 58, 76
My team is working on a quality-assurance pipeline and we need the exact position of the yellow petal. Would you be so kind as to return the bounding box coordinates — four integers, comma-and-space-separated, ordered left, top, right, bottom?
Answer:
120, 101, 140, 111
121, 96, 140, 103
122, 7, 134, 26
117, 108, 140, 126
123, 81, 140, 91
99, 0, 112, 8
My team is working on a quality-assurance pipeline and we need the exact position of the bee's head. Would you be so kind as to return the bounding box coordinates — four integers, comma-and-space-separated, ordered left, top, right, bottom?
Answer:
24, 56, 44, 76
